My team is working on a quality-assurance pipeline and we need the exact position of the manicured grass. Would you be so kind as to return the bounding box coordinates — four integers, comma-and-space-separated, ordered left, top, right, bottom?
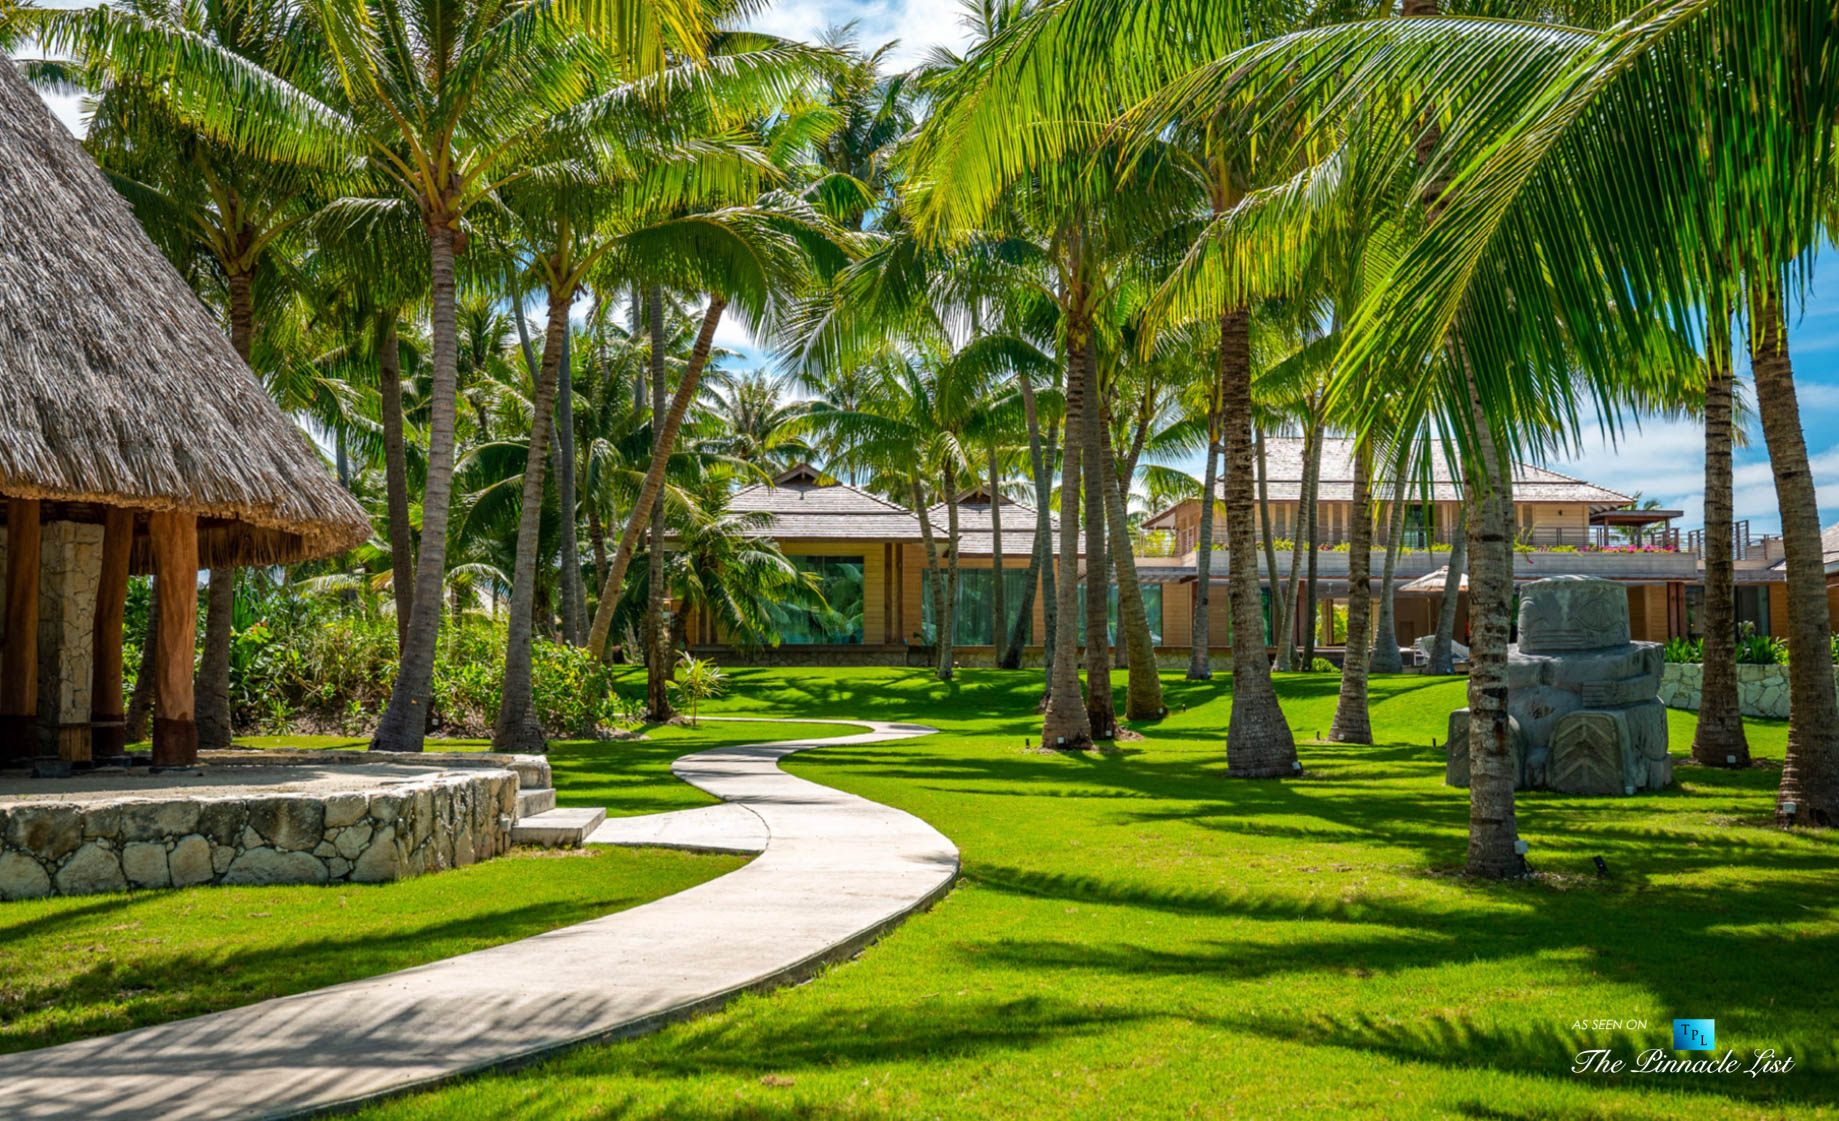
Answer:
0, 846, 745, 1054
354, 667, 1835, 1120
545, 721, 858, 817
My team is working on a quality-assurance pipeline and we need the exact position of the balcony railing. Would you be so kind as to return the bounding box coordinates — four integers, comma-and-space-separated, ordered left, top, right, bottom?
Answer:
1685, 520, 1780, 562
1175, 523, 1685, 554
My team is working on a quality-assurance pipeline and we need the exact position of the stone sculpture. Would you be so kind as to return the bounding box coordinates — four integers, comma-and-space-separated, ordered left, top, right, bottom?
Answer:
1447, 576, 1672, 795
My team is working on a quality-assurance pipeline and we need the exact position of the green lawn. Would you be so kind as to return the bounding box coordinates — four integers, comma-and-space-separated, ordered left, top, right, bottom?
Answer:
0, 846, 745, 1054
0, 721, 839, 1052
348, 667, 1836, 1121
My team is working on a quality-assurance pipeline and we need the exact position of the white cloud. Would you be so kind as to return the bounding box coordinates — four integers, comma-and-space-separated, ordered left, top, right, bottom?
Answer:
747, 0, 973, 67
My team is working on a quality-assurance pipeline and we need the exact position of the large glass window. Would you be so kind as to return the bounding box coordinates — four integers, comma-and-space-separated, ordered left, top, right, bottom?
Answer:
922, 568, 1035, 646
766, 555, 864, 644
1736, 586, 1771, 636
1075, 583, 1164, 646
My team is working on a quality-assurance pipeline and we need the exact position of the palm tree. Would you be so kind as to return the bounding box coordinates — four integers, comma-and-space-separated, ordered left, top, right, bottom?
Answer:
582, 196, 854, 662
701, 368, 814, 473
1692, 291, 1750, 768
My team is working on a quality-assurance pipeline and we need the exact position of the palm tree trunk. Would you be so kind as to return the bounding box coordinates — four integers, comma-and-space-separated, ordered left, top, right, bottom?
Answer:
1369, 465, 1411, 675
940, 463, 961, 681
1004, 376, 1049, 670
587, 497, 610, 595
585, 297, 728, 658
1301, 421, 1324, 670
1189, 414, 1220, 679
1693, 290, 1749, 767
197, 268, 259, 750
492, 293, 567, 753
1275, 421, 1319, 671
1429, 520, 1466, 675
913, 478, 952, 682
1078, 322, 1115, 740
645, 286, 676, 723
988, 445, 1006, 653
554, 330, 587, 645
1330, 437, 1374, 743
1461, 367, 1521, 878
378, 315, 416, 654
1221, 309, 1297, 776
372, 222, 463, 751
1042, 333, 1092, 750
1294, 431, 1324, 661
1751, 287, 1839, 826
1038, 420, 1060, 685
1101, 396, 1165, 721
1257, 427, 1282, 668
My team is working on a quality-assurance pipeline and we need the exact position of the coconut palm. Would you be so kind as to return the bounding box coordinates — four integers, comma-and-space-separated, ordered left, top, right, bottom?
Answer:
1693, 292, 1750, 768
700, 368, 815, 474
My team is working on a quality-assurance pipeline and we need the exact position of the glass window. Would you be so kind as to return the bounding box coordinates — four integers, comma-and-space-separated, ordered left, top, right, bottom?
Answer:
1736, 586, 1771, 636
1075, 582, 1163, 646
766, 555, 864, 644
922, 568, 1035, 646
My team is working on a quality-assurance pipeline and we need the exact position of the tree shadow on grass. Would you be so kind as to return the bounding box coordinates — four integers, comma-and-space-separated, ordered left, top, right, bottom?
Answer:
0, 885, 712, 1056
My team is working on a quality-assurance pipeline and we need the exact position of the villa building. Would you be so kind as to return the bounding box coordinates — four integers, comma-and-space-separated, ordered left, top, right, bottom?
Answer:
679, 444, 1707, 665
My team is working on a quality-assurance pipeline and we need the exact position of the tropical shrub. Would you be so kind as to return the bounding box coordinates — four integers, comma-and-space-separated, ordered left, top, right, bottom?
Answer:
1664, 637, 1702, 663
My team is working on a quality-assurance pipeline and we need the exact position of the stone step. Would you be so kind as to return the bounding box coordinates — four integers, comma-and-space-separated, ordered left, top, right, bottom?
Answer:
516, 786, 557, 818
509, 806, 606, 848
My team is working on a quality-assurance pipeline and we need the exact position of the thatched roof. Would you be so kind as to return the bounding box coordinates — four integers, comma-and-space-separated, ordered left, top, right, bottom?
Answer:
0, 60, 369, 570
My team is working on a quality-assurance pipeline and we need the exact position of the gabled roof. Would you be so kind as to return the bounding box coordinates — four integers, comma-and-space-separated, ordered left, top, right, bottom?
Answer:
0, 60, 369, 569
731, 475, 934, 541
929, 497, 1062, 557
1145, 436, 1633, 527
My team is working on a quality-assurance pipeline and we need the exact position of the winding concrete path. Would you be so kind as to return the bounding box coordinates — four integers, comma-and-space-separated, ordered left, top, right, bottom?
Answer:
0, 718, 955, 1121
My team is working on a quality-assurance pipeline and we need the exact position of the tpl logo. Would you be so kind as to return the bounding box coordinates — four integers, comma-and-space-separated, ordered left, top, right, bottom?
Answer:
1673, 1019, 1716, 1051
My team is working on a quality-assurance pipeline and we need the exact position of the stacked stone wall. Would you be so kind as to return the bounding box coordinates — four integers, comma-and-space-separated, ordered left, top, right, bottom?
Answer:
0, 769, 516, 899
1659, 662, 1839, 721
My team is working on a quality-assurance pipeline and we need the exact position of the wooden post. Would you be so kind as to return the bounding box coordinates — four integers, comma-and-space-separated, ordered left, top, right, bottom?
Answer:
149, 510, 198, 766
90, 508, 133, 760
2, 499, 41, 761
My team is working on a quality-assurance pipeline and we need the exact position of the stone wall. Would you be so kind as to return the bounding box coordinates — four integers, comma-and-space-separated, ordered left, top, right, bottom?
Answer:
1658, 662, 1839, 721
0, 768, 516, 900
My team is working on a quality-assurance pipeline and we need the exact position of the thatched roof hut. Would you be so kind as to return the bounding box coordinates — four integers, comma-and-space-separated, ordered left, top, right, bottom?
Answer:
0, 59, 369, 569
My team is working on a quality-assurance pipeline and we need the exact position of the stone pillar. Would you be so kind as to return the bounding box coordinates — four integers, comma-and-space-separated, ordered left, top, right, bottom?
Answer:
149, 511, 198, 767
90, 508, 133, 760
36, 520, 104, 761
2, 500, 41, 763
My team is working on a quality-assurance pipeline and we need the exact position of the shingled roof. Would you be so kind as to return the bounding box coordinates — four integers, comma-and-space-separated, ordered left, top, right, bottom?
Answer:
1146, 437, 1631, 527
0, 59, 370, 570
729, 465, 934, 541
929, 495, 1061, 556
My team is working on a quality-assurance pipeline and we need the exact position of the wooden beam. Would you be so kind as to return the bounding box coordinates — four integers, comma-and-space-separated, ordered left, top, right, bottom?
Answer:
1, 498, 41, 761
149, 510, 198, 767
90, 507, 133, 759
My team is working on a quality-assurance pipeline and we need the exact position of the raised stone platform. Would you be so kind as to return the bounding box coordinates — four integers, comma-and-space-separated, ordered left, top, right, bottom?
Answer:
0, 754, 537, 898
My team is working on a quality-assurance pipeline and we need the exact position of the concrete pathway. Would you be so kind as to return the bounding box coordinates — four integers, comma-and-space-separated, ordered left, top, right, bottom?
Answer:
0, 718, 954, 1121
585, 800, 769, 854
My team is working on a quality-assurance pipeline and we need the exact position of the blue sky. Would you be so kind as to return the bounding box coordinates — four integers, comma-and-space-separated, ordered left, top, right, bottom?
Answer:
21, 0, 1839, 535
